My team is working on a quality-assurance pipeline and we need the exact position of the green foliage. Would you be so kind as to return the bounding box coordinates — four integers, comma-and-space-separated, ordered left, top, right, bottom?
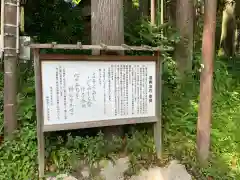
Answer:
0, 72, 3, 135
0, 2, 240, 180
0, 125, 37, 179
0, 67, 158, 179
163, 56, 240, 179
25, 0, 85, 44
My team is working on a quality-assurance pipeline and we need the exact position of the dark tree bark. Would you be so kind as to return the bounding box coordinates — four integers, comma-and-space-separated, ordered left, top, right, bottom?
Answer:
139, 0, 149, 17
174, 0, 194, 75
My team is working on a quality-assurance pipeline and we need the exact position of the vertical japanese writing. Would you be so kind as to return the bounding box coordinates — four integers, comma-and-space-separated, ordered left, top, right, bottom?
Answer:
114, 65, 117, 116
136, 65, 140, 114
103, 68, 106, 114
56, 67, 60, 121
108, 67, 111, 101
125, 65, 129, 115
43, 61, 155, 124
149, 75, 153, 103
63, 68, 67, 120
98, 68, 102, 86
50, 86, 53, 105
116, 65, 120, 115
131, 65, 136, 115
92, 73, 96, 102
121, 65, 127, 116
80, 86, 86, 108
45, 96, 50, 122
68, 86, 74, 116
74, 73, 80, 99
86, 73, 97, 108
143, 66, 148, 114
119, 65, 123, 115
139, 66, 143, 114
59, 66, 63, 96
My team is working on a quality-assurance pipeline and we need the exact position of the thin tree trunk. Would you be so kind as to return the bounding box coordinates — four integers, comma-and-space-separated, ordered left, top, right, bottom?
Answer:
3, 0, 18, 137
139, 0, 149, 17
175, 0, 194, 75
197, 0, 217, 163
167, 0, 176, 25
151, 0, 156, 24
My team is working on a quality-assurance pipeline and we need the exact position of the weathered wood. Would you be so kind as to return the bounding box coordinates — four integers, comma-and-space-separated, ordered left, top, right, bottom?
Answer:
153, 51, 162, 159
34, 49, 45, 177
25, 43, 173, 51
44, 117, 158, 132
4, 0, 18, 137
197, 0, 217, 162
39, 54, 158, 61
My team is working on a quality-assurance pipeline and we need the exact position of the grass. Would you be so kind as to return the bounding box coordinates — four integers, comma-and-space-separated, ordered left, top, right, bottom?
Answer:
163, 56, 240, 179
0, 55, 240, 179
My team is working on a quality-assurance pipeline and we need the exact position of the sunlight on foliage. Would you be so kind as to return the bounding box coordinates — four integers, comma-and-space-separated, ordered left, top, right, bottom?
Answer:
0, 3, 240, 179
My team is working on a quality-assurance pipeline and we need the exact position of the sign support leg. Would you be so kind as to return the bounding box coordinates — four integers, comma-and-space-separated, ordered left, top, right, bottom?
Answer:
154, 51, 162, 159
34, 49, 45, 178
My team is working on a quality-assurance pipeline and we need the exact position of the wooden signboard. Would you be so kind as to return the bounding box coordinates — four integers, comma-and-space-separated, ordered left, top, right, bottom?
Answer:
32, 46, 162, 178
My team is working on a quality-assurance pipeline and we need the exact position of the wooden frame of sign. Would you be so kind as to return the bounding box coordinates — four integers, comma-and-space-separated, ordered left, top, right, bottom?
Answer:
31, 44, 162, 178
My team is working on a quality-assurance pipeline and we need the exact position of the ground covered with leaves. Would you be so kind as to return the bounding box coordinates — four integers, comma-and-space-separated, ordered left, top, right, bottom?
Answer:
0, 55, 240, 180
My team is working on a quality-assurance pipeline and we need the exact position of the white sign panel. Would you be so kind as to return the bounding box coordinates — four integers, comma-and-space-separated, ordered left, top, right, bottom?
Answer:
41, 61, 156, 125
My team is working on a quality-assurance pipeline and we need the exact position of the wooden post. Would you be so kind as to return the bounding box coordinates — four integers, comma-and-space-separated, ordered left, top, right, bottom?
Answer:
34, 49, 45, 178
197, 0, 217, 162
91, 0, 124, 137
3, 0, 18, 137
154, 51, 162, 158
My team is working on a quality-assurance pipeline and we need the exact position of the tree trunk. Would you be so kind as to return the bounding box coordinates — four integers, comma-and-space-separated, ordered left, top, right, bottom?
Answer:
219, 0, 236, 56
91, 0, 124, 138
3, 0, 18, 137
91, 0, 124, 55
175, 0, 194, 75
139, 0, 149, 17
167, 0, 176, 25
197, 0, 217, 163
151, 0, 156, 24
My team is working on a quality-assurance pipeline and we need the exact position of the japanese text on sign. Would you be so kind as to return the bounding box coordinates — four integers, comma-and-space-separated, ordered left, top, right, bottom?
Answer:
41, 61, 156, 125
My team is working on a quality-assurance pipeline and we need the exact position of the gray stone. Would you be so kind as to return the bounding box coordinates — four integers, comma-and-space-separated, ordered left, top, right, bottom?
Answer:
81, 167, 90, 178
46, 174, 78, 180
100, 157, 129, 180
49, 159, 192, 180
130, 160, 192, 180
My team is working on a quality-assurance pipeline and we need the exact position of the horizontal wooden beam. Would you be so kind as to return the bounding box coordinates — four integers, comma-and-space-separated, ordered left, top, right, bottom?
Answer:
24, 42, 174, 52
40, 54, 159, 61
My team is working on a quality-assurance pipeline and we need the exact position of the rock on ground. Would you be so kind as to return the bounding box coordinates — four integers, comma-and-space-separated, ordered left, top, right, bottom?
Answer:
47, 159, 192, 180
47, 174, 78, 180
